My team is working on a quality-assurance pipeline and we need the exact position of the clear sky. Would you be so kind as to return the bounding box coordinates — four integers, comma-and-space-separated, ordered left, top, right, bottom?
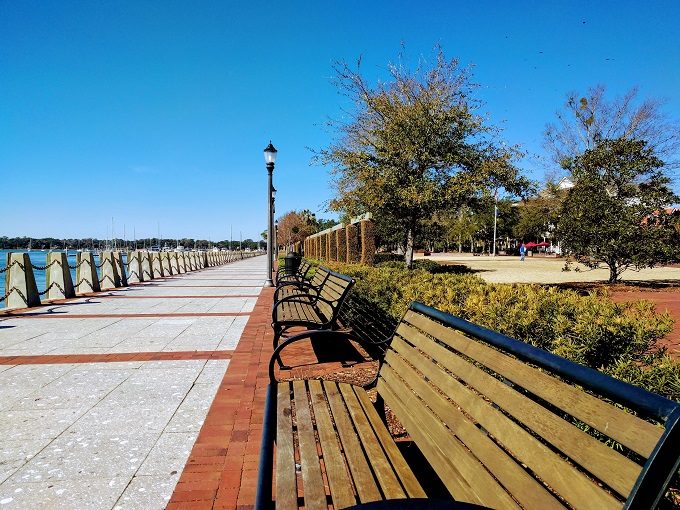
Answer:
2, 0, 679, 241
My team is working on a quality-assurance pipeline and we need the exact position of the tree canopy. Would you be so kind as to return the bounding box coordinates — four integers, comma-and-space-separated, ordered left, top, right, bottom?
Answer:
318, 49, 531, 267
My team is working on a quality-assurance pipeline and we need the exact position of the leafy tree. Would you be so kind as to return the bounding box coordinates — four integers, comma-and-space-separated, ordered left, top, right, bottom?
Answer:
446, 206, 479, 253
557, 138, 679, 283
318, 48, 531, 268
513, 187, 565, 242
276, 210, 316, 251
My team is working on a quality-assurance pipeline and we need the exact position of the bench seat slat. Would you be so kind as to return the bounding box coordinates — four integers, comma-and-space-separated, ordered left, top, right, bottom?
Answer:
292, 381, 327, 510
353, 388, 426, 499
276, 384, 298, 510
391, 332, 625, 510
308, 380, 357, 509
384, 345, 566, 510
324, 381, 382, 503
339, 384, 407, 500
404, 310, 662, 458
377, 370, 519, 509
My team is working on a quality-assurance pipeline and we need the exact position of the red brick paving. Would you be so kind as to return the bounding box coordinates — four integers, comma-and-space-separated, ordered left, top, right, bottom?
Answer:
610, 289, 680, 353
168, 286, 275, 510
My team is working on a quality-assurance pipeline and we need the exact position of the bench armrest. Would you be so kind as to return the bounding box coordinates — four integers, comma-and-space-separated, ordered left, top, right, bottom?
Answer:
269, 329, 382, 385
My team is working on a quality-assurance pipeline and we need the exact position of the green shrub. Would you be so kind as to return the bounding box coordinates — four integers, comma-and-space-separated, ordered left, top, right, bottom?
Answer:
373, 252, 404, 264
324, 260, 677, 401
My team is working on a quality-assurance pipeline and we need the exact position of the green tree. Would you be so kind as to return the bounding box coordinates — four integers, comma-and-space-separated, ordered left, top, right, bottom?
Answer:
318, 48, 530, 268
513, 187, 564, 242
557, 138, 679, 283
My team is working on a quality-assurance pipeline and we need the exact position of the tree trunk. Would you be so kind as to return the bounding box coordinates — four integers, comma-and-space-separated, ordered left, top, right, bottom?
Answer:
608, 262, 618, 283
405, 226, 415, 269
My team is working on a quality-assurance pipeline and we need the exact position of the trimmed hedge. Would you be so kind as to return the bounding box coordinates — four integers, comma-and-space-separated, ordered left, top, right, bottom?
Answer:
308, 259, 679, 401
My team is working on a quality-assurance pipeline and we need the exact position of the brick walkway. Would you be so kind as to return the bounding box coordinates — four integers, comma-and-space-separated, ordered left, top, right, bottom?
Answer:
167, 286, 274, 510
0, 256, 268, 509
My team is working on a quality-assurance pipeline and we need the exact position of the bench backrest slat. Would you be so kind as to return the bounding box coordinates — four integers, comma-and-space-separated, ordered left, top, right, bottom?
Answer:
396, 318, 644, 497
309, 267, 329, 288
376, 302, 680, 510
316, 270, 354, 321
403, 310, 662, 458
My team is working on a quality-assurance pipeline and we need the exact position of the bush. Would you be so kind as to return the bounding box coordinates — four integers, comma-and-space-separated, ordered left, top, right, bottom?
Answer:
324, 260, 678, 401
374, 253, 403, 264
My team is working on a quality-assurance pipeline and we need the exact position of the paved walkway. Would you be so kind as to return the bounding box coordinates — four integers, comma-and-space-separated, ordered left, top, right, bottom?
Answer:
0, 256, 270, 509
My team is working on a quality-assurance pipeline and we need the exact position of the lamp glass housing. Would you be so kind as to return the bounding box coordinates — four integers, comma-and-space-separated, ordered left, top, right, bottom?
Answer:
264, 142, 277, 165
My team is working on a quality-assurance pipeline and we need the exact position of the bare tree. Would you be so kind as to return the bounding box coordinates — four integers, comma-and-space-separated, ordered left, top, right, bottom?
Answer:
545, 86, 680, 176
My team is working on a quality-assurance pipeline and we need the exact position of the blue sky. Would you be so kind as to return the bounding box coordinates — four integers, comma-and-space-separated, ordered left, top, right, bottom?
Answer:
2, 1, 679, 241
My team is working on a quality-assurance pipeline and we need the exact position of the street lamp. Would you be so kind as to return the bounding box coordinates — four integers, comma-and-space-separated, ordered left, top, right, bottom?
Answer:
271, 188, 277, 269
264, 141, 277, 287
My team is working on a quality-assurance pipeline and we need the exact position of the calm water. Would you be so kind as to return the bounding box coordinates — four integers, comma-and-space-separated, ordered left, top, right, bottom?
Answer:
0, 249, 110, 309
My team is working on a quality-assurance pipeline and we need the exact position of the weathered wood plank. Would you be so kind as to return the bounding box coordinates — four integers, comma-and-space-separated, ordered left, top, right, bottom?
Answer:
404, 310, 662, 458
324, 381, 382, 503
377, 372, 507, 508
339, 384, 406, 500
292, 381, 327, 510
385, 346, 565, 510
388, 337, 624, 510
353, 387, 426, 499
276, 383, 298, 510
309, 380, 357, 509
396, 321, 641, 498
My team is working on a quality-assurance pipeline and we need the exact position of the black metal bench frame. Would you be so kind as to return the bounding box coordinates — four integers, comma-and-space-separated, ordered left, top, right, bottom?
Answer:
271, 268, 354, 348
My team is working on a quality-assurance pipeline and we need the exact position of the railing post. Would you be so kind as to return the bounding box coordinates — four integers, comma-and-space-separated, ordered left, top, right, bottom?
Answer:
76, 252, 101, 293
99, 251, 121, 290
46, 252, 75, 300
4, 252, 40, 309
160, 252, 172, 275
170, 252, 179, 274
127, 251, 143, 283
177, 252, 186, 274
201, 252, 208, 268
141, 251, 153, 280
113, 251, 128, 286
151, 252, 163, 278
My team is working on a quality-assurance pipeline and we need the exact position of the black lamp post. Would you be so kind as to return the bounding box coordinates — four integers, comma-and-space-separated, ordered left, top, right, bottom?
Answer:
264, 141, 277, 287
271, 188, 277, 270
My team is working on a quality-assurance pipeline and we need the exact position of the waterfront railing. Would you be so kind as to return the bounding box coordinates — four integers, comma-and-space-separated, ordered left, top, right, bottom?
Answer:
0, 250, 260, 310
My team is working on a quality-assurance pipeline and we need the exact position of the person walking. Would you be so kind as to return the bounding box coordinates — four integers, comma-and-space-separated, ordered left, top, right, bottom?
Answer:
519, 242, 526, 262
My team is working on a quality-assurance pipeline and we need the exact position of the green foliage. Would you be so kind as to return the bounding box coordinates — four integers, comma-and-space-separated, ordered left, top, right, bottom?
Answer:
558, 138, 680, 282
317, 48, 531, 267
324, 260, 678, 400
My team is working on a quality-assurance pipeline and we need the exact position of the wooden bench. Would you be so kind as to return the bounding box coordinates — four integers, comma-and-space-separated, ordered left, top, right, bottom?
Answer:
257, 301, 680, 510
271, 268, 354, 348
274, 266, 331, 303
276, 259, 312, 287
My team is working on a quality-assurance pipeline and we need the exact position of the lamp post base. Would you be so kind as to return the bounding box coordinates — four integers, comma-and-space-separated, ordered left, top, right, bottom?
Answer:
264, 278, 274, 287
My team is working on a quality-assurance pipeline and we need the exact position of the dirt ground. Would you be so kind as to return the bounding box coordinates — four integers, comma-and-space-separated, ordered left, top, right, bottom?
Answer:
417, 252, 680, 355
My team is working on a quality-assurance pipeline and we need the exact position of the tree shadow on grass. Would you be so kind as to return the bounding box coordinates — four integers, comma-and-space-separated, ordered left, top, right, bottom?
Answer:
549, 279, 680, 294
